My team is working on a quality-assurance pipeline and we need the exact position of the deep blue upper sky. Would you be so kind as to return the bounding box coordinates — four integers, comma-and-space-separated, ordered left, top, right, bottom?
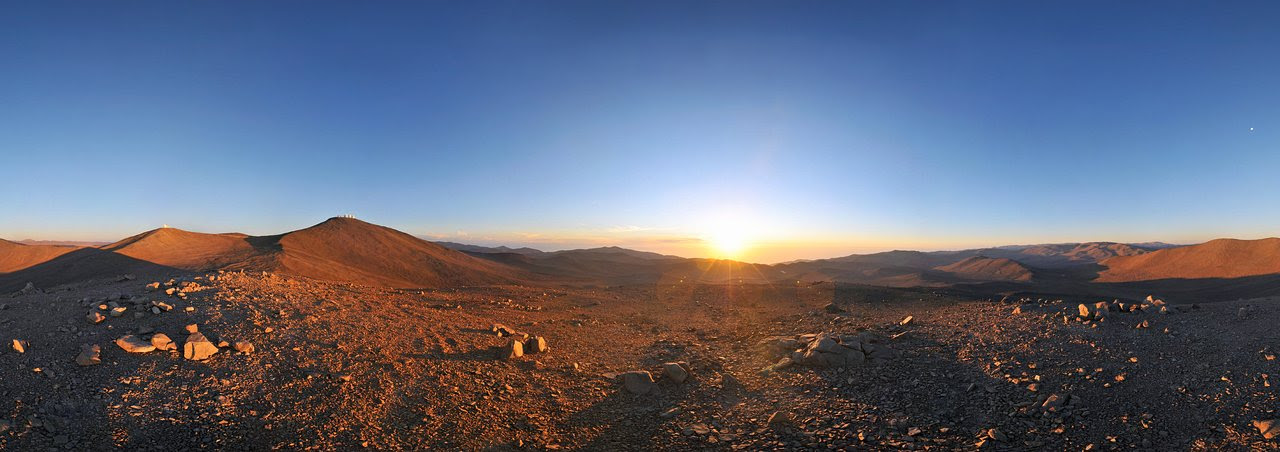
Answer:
2, 1, 1277, 262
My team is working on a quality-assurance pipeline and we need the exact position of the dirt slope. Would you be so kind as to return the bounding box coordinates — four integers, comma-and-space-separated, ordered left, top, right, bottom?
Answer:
935, 256, 1034, 281
250, 217, 526, 288
0, 239, 79, 274
1097, 238, 1280, 282
102, 228, 259, 271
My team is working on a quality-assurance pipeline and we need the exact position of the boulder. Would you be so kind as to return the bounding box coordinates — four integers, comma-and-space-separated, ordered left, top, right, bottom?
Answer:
115, 335, 156, 353
491, 323, 518, 337
757, 336, 802, 358
151, 333, 176, 351
863, 343, 901, 362
523, 336, 548, 354
17, 282, 40, 296
75, 345, 101, 366
823, 303, 843, 314
184, 324, 200, 334
620, 371, 656, 394
499, 339, 523, 359
794, 333, 871, 368
663, 362, 690, 383
183, 333, 219, 361
1078, 303, 1107, 320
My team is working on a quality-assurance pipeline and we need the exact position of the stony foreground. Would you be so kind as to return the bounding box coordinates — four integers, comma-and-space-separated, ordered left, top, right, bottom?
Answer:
2, 273, 1280, 450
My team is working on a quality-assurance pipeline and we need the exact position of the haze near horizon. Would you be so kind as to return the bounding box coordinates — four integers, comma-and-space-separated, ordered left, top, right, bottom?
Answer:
3, 1, 1279, 263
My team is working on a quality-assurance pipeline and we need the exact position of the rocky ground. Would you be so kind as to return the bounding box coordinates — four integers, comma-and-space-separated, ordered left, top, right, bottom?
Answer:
2, 273, 1280, 450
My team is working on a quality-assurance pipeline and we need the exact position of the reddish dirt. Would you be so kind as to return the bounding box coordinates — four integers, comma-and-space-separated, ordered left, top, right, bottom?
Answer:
1098, 238, 1280, 282
0, 239, 78, 274
3, 274, 1280, 450
251, 217, 529, 288
104, 228, 258, 270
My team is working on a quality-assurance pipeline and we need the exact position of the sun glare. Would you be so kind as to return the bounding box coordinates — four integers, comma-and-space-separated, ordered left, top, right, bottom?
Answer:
708, 229, 749, 259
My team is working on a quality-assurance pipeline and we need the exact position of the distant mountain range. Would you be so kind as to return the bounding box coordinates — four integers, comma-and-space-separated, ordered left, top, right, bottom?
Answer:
0, 218, 525, 292
6, 218, 1280, 302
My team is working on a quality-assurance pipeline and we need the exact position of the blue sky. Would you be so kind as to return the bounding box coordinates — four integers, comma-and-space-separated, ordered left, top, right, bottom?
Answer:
2, 1, 1278, 262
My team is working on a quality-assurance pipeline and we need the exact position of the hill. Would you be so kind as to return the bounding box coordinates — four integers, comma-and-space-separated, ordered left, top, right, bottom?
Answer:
1096, 237, 1280, 282
0, 239, 80, 273
250, 217, 526, 288
934, 256, 1034, 281
102, 228, 259, 271
0, 218, 528, 291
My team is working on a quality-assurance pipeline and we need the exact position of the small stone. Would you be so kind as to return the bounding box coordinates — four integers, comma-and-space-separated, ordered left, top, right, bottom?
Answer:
184, 324, 199, 334
767, 411, 795, 431
690, 423, 711, 435
115, 335, 156, 353
899, 315, 914, 326
663, 362, 690, 383
233, 341, 254, 353
987, 428, 1008, 442
86, 311, 106, 324
183, 333, 219, 361
109, 307, 127, 317
620, 370, 656, 394
1255, 419, 1279, 439
12, 339, 28, 353
151, 333, 176, 351
75, 344, 101, 366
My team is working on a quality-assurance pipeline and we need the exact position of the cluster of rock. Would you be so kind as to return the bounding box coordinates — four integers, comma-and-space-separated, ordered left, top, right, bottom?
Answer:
147, 279, 208, 299
12, 282, 42, 297
757, 331, 901, 374
491, 323, 548, 359
1076, 295, 1173, 322
74, 323, 252, 366
618, 361, 692, 394
82, 287, 202, 326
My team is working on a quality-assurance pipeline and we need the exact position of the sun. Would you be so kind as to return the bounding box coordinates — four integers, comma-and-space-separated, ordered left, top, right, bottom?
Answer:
708, 229, 749, 259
